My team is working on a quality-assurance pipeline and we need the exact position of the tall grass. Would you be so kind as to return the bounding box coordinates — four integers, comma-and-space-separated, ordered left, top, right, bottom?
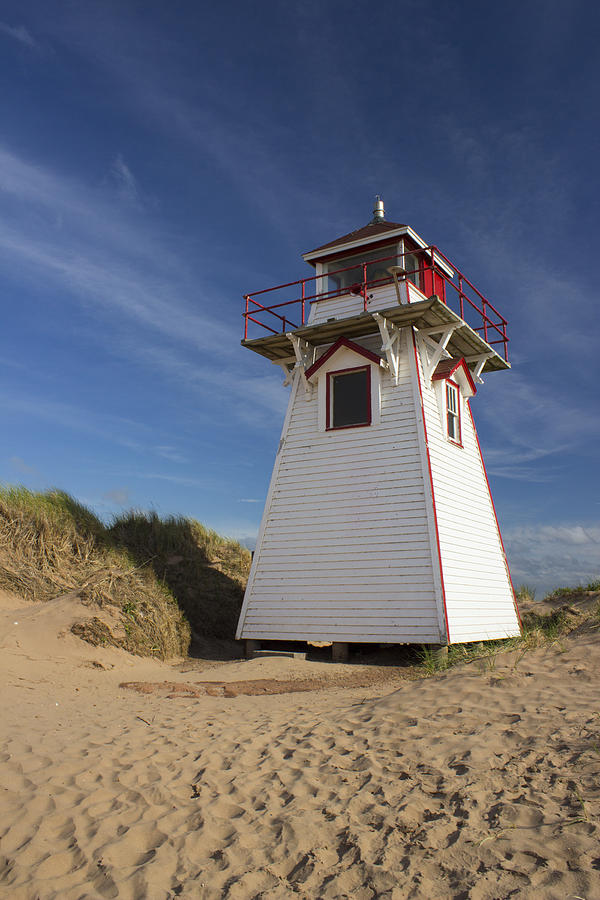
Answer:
0, 486, 250, 659
109, 511, 251, 647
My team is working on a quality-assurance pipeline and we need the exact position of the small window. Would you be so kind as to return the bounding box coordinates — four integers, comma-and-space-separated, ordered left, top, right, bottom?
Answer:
446, 381, 461, 444
327, 366, 371, 429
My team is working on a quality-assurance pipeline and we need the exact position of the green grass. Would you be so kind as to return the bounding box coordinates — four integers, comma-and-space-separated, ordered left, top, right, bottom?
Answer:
418, 582, 600, 675
0, 486, 251, 659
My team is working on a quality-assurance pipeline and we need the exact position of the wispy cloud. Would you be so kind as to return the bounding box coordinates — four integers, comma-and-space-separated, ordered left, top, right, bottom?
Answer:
0, 388, 147, 451
154, 445, 187, 464
474, 375, 600, 481
0, 143, 288, 428
109, 154, 140, 204
128, 472, 212, 488
504, 521, 600, 594
102, 487, 130, 506
0, 145, 231, 350
0, 21, 38, 49
9, 456, 39, 476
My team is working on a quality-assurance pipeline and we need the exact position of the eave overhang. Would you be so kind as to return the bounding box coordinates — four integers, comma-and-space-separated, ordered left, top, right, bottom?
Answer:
302, 224, 454, 277
241, 296, 509, 377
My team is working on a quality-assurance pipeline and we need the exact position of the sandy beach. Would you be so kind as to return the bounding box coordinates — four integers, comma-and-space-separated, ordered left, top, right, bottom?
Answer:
1, 590, 599, 899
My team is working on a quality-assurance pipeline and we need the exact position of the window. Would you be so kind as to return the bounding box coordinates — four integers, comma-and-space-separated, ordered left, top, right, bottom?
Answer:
446, 381, 461, 444
327, 366, 371, 429
404, 252, 422, 290
325, 245, 397, 295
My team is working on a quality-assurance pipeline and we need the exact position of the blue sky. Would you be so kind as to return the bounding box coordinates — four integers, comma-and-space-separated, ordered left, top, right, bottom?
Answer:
0, 0, 598, 595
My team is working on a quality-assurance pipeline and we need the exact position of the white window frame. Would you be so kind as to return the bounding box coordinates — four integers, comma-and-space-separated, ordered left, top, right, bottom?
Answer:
445, 379, 462, 446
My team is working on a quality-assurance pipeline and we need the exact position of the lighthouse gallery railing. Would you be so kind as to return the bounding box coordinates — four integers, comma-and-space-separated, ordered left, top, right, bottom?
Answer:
242, 245, 509, 362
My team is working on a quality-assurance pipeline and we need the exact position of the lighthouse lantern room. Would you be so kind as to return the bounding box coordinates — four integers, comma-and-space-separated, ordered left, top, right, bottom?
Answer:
236, 200, 521, 653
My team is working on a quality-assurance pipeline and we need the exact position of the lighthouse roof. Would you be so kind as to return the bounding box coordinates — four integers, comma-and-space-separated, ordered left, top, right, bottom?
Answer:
302, 218, 454, 277
306, 220, 406, 256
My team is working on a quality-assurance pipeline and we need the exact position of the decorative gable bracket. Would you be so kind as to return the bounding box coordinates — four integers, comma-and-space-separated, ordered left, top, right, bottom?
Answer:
372, 312, 402, 385
464, 352, 494, 384
287, 333, 317, 397
415, 323, 459, 384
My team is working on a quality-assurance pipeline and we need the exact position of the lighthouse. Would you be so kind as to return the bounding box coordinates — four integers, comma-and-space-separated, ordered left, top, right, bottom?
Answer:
236, 200, 521, 655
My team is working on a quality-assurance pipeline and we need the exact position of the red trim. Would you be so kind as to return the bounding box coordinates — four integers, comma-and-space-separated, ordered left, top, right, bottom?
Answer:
326, 365, 372, 430
305, 336, 382, 381
432, 357, 477, 396
445, 379, 463, 447
243, 242, 509, 362
412, 330, 450, 643
466, 401, 523, 631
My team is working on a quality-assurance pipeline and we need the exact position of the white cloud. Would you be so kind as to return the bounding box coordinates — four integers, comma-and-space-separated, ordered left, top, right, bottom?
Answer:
504, 521, 600, 595
0, 21, 37, 49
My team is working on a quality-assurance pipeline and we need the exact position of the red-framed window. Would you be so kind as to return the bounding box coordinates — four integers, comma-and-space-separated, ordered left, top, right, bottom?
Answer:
446, 380, 462, 445
326, 365, 371, 430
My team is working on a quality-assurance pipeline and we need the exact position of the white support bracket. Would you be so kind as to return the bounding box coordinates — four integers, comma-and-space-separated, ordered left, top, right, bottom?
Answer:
387, 266, 407, 306
372, 312, 402, 385
415, 323, 459, 384
272, 357, 295, 386
464, 352, 494, 384
286, 334, 316, 397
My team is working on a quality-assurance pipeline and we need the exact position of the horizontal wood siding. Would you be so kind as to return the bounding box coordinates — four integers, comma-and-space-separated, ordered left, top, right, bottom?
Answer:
417, 346, 520, 642
237, 331, 441, 643
307, 284, 403, 325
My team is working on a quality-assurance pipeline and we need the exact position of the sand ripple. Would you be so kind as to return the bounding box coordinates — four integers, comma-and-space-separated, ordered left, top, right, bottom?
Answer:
1, 635, 599, 898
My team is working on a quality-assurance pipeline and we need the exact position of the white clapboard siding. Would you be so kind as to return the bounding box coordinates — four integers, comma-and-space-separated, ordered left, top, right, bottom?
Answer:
236, 331, 443, 643
414, 338, 521, 642
306, 281, 430, 326
307, 284, 402, 325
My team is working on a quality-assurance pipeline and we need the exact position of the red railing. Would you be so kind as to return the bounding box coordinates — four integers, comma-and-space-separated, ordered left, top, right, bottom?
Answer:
243, 245, 509, 361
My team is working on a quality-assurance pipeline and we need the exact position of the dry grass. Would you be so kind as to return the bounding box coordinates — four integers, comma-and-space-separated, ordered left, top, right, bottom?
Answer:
0, 486, 252, 658
420, 584, 600, 674
108, 511, 252, 651
0, 486, 249, 659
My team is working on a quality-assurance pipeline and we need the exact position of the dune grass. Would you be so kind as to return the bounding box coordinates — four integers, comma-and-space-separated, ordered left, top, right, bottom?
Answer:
419, 583, 600, 674
108, 510, 251, 648
0, 486, 250, 659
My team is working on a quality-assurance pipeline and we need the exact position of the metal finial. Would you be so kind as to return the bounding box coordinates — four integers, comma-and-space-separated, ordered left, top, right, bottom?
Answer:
372, 195, 385, 223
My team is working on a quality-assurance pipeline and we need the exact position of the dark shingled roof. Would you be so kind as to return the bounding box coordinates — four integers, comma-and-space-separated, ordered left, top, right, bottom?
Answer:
432, 358, 464, 380
432, 357, 477, 395
305, 221, 407, 256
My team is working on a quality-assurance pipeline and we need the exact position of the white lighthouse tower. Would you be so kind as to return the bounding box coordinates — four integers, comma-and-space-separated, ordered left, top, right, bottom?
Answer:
236, 200, 521, 655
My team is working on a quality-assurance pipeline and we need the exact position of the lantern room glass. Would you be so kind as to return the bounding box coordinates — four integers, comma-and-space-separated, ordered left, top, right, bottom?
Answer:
324, 245, 398, 295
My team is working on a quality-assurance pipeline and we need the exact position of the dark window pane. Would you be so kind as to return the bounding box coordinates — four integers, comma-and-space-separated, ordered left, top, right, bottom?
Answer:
332, 369, 369, 427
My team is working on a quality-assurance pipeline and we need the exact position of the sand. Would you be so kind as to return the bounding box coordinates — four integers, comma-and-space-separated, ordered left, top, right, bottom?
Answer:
1, 592, 599, 899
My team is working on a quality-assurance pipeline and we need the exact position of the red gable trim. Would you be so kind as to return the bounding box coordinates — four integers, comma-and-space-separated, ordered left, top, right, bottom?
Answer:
432, 357, 477, 395
305, 336, 382, 381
